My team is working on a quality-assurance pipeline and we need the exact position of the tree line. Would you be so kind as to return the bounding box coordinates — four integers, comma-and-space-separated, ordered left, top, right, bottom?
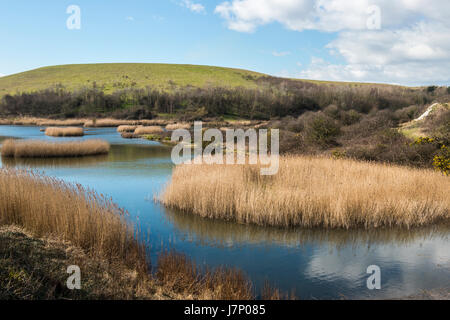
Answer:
0, 78, 448, 120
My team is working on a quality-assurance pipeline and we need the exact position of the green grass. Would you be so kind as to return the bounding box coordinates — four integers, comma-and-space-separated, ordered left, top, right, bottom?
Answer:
0, 63, 408, 97
0, 63, 265, 96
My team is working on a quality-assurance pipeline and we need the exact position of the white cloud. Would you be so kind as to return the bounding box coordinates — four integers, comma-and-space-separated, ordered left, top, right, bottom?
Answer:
272, 51, 291, 57
125, 16, 134, 21
215, 0, 450, 85
0, 73, 4, 78
181, 0, 206, 14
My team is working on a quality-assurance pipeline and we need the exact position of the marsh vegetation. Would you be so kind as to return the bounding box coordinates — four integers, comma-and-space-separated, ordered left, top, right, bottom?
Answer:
1, 139, 110, 158
45, 127, 84, 137
161, 156, 450, 229
0, 169, 281, 300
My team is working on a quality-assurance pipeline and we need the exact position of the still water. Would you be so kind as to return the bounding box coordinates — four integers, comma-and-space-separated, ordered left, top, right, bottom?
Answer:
0, 125, 449, 299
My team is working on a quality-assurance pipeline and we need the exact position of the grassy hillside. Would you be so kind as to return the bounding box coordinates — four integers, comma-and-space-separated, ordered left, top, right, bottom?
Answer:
0, 63, 409, 97
0, 63, 265, 96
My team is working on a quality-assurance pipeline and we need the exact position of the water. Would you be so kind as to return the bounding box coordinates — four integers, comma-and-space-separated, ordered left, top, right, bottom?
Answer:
1, 125, 449, 299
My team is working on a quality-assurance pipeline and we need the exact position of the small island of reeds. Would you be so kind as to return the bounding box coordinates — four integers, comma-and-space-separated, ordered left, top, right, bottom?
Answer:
160, 156, 450, 229
1, 139, 110, 158
45, 127, 84, 137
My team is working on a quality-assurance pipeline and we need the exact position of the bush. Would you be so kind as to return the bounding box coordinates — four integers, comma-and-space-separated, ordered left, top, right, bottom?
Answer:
304, 113, 341, 147
433, 145, 450, 175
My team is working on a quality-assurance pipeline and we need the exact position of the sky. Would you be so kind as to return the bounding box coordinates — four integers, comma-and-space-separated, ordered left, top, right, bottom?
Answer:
0, 0, 449, 86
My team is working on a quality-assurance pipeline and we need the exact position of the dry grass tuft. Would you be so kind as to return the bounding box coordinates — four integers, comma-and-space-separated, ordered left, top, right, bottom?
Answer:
134, 126, 164, 135
117, 125, 138, 133
121, 132, 140, 139
38, 119, 87, 127
161, 156, 450, 229
0, 169, 147, 270
1, 139, 110, 158
0, 171, 270, 300
166, 123, 191, 131
45, 127, 84, 137
84, 119, 131, 127
156, 251, 254, 300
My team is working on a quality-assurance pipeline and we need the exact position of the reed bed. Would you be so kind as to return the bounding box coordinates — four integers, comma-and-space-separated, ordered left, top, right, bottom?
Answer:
121, 132, 140, 139
0, 169, 281, 300
84, 119, 131, 127
134, 126, 164, 135
156, 251, 254, 300
0, 119, 13, 125
45, 127, 84, 137
0, 117, 174, 128
38, 119, 87, 126
166, 123, 191, 131
0, 169, 147, 270
160, 156, 450, 229
117, 125, 138, 133
1, 139, 110, 158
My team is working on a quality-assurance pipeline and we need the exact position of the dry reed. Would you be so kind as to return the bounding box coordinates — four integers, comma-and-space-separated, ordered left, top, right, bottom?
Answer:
0, 170, 273, 300
84, 119, 131, 127
0, 169, 147, 270
166, 123, 191, 131
1, 139, 110, 158
134, 126, 164, 135
38, 119, 87, 126
45, 127, 84, 137
121, 132, 140, 139
160, 156, 450, 229
117, 125, 138, 133
156, 251, 253, 300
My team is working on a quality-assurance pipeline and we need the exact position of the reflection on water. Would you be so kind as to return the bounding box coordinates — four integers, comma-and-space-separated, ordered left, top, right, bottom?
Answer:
0, 125, 449, 299
165, 208, 450, 249
1, 144, 172, 169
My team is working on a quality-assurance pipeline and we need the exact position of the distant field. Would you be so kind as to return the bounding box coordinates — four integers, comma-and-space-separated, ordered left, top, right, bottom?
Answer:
0, 63, 266, 96
0, 63, 406, 97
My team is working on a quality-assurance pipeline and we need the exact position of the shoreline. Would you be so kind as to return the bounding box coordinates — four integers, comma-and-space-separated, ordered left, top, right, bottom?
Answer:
2, 225, 447, 300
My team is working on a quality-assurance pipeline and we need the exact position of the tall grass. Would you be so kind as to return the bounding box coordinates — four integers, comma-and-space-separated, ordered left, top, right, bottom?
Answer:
84, 119, 131, 127
117, 125, 138, 133
166, 123, 191, 131
156, 251, 254, 300
0, 169, 147, 270
45, 127, 84, 137
134, 126, 164, 135
1, 139, 110, 158
0, 169, 281, 300
160, 156, 450, 229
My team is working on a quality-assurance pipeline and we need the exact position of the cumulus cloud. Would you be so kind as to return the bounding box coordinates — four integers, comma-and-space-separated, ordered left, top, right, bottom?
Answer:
215, 0, 450, 85
181, 0, 206, 14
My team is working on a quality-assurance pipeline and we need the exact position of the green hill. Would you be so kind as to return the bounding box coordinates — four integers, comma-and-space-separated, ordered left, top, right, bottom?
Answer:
0, 63, 407, 97
0, 63, 266, 96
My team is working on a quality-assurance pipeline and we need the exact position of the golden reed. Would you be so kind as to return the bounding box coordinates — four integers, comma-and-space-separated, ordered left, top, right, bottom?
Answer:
0, 169, 146, 270
160, 156, 450, 229
134, 126, 164, 135
0, 170, 269, 299
1, 139, 110, 158
45, 127, 84, 137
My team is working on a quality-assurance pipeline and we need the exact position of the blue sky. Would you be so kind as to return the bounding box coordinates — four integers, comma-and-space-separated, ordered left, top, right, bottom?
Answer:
1, 0, 449, 86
